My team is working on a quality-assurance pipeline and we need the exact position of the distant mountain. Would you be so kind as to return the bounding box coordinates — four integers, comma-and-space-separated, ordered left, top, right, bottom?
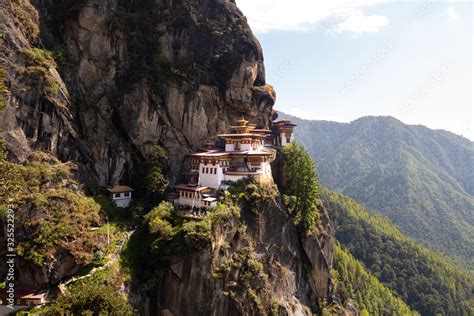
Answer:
278, 112, 474, 268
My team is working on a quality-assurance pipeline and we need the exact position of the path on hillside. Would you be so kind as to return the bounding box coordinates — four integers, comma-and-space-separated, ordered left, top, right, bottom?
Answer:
58, 229, 134, 294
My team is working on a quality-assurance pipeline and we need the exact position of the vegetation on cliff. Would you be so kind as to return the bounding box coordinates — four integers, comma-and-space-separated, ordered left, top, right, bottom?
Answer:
143, 201, 215, 257
0, 142, 24, 203
121, 175, 336, 315
228, 177, 278, 214
324, 189, 474, 315
0, 68, 8, 110
0, 145, 102, 266
37, 262, 135, 315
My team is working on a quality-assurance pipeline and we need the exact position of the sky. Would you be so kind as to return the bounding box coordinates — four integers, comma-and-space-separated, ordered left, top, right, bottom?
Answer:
235, 0, 473, 140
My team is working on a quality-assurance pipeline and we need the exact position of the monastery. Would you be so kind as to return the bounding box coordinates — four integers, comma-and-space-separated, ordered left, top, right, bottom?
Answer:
172, 118, 296, 210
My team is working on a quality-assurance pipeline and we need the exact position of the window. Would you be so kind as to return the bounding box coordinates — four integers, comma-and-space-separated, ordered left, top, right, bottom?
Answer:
124, 192, 130, 197
202, 167, 205, 173
114, 193, 121, 199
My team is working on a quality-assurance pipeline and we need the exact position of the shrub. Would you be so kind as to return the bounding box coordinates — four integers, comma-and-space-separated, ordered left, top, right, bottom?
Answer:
0, 141, 25, 202
182, 219, 211, 246
144, 201, 176, 244
38, 282, 134, 315
208, 195, 240, 225
6, 0, 40, 38
8, 151, 102, 266
228, 177, 277, 214
0, 68, 8, 110
21, 48, 61, 97
21, 48, 56, 68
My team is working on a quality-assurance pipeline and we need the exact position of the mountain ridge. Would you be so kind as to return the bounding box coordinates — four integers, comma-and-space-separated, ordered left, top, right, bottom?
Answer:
279, 111, 474, 268
279, 113, 473, 142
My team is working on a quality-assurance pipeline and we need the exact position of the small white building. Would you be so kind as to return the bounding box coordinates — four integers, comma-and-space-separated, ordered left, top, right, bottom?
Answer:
107, 185, 134, 208
272, 119, 297, 147
175, 184, 218, 209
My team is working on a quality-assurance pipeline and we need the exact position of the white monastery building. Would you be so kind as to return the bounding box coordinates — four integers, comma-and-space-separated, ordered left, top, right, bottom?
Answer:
173, 118, 296, 209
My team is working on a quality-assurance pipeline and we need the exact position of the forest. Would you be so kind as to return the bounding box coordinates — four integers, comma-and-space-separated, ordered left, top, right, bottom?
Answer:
323, 189, 473, 315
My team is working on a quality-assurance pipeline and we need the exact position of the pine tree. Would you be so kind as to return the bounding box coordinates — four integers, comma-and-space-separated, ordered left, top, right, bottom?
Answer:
280, 142, 321, 233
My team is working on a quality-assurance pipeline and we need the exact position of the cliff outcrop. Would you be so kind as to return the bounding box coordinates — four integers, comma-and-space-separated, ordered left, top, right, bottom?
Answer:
0, 0, 336, 314
133, 186, 334, 315
0, 0, 275, 185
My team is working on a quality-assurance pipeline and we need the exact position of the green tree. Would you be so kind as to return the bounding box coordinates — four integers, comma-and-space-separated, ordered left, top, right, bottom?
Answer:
39, 282, 134, 315
144, 201, 174, 238
280, 142, 321, 233
146, 145, 169, 201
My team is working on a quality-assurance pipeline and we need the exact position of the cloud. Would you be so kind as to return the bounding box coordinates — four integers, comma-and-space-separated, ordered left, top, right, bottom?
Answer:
235, 0, 389, 34
446, 7, 458, 19
331, 12, 389, 34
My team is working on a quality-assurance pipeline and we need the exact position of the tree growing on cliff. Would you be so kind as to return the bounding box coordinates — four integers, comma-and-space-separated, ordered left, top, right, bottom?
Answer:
280, 142, 321, 234
144, 201, 174, 239
146, 145, 169, 202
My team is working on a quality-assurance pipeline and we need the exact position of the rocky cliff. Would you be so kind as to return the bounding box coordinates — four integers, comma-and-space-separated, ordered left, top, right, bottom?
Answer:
0, 0, 275, 186
131, 186, 334, 316
0, 0, 337, 314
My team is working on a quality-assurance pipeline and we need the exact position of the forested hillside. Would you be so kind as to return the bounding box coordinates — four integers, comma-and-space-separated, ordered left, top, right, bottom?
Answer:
279, 113, 474, 268
323, 189, 474, 315
332, 245, 416, 315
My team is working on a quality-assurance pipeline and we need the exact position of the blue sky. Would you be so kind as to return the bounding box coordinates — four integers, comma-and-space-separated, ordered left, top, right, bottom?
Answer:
235, 0, 473, 139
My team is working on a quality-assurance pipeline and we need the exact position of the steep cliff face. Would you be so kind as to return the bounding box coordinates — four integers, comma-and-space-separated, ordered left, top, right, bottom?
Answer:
0, 0, 275, 185
136, 194, 334, 315
1, 1, 338, 313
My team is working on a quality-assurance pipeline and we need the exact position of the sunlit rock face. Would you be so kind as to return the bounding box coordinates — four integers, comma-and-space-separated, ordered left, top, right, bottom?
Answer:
141, 194, 334, 316
0, 0, 275, 186
0, 1, 336, 314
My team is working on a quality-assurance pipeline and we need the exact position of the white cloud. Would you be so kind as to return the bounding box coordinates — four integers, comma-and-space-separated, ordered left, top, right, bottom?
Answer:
446, 7, 458, 19
235, 0, 389, 34
331, 12, 389, 34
